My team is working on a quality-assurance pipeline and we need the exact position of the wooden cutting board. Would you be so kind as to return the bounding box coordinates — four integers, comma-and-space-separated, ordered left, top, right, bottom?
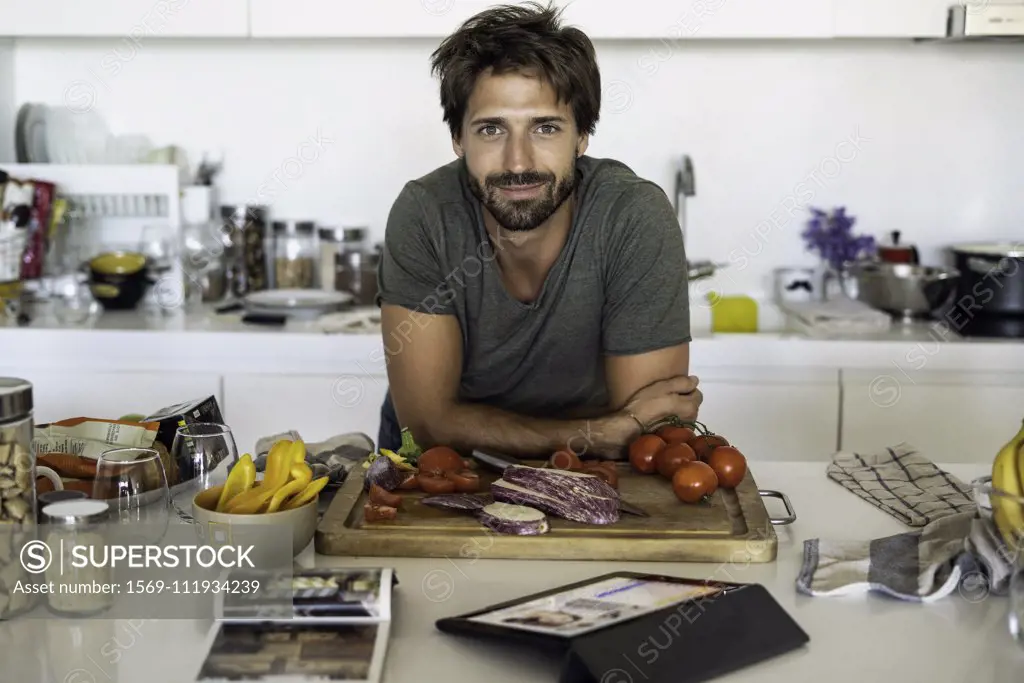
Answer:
315, 461, 779, 563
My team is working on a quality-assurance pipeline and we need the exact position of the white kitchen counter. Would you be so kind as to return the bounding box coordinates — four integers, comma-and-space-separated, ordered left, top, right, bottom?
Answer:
1, 460, 1015, 683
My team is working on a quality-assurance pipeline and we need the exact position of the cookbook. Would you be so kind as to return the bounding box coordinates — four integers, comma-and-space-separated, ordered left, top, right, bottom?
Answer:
195, 567, 397, 683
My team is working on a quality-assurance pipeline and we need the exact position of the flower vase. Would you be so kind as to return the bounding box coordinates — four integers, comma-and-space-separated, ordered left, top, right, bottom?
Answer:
815, 262, 852, 302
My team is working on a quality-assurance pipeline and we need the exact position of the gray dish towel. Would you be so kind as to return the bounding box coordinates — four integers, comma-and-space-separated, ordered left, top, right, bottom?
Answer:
796, 443, 1014, 602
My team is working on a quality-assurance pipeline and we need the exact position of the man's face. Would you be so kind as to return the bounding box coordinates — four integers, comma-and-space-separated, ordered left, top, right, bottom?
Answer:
454, 69, 588, 232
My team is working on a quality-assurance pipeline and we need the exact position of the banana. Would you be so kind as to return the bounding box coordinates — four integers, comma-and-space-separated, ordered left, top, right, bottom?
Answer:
991, 419, 1024, 549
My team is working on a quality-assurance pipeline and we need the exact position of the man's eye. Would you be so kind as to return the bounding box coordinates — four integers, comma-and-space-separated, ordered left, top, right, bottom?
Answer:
480, 125, 500, 136
537, 124, 558, 134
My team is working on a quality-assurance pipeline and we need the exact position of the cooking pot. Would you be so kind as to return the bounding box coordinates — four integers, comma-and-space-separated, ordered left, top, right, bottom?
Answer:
948, 242, 1024, 316
847, 262, 959, 321
88, 251, 153, 310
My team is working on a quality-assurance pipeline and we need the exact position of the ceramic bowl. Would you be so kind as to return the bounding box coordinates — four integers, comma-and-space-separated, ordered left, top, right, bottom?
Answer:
191, 492, 318, 566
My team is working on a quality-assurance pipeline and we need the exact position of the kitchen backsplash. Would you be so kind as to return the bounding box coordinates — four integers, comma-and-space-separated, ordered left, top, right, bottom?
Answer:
8, 38, 1024, 298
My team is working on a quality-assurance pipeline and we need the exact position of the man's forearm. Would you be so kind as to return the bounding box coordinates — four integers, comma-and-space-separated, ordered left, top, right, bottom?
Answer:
423, 402, 635, 459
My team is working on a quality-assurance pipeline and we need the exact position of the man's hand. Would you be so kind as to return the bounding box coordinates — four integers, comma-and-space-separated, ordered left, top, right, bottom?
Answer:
583, 376, 702, 458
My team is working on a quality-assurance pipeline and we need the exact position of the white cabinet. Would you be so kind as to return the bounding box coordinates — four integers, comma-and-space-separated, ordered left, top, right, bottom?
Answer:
833, 0, 953, 37
690, 366, 841, 461
249, 0, 497, 38
0, 369, 221, 424
3, 0, 250, 38
840, 369, 1024, 464
250, 0, 834, 39
222, 373, 390, 455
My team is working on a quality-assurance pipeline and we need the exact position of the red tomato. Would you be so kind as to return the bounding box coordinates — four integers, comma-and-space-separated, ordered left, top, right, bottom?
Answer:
706, 446, 747, 489
671, 461, 719, 503
690, 434, 730, 461
656, 425, 696, 445
628, 435, 666, 474
655, 443, 697, 478
418, 447, 463, 475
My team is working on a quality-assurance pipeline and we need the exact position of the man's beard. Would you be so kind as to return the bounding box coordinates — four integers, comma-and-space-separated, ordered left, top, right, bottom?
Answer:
468, 156, 577, 232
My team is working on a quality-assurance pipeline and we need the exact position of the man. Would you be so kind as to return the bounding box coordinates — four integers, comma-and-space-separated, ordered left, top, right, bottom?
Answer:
375, 2, 701, 459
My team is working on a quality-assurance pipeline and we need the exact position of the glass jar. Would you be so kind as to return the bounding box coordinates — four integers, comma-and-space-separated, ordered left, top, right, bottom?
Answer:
0, 377, 39, 619
334, 229, 380, 307
318, 227, 343, 292
222, 205, 269, 296
273, 221, 317, 289
41, 499, 115, 617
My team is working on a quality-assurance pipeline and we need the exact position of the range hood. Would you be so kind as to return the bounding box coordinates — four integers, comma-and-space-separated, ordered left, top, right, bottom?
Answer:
947, 2, 1024, 39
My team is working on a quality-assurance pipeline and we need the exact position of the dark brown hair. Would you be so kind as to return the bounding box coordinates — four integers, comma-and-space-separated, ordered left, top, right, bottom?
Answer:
430, 1, 601, 140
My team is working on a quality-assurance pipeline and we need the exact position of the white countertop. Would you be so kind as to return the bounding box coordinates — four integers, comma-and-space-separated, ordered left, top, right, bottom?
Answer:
2, 460, 1017, 683
3, 304, 1023, 376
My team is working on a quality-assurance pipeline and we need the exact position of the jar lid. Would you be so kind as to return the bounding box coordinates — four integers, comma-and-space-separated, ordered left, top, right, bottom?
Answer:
273, 220, 316, 235
0, 378, 32, 422
42, 500, 110, 525
343, 227, 368, 242
221, 204, 268, 223
318, 227, 344, 242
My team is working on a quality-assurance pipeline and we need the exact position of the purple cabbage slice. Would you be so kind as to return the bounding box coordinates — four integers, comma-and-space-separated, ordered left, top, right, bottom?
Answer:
477, 502, 549, 535
490, 479, 620, 525
501, 465, 617, 499
364, 455, 405, 492
420, 493, 492, 512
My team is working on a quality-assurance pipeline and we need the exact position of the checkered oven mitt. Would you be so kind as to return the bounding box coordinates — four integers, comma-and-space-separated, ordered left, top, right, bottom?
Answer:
795, 443, 1013, 601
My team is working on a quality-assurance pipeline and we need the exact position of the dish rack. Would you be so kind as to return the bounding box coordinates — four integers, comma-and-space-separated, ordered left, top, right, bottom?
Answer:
0, 163, 183, 296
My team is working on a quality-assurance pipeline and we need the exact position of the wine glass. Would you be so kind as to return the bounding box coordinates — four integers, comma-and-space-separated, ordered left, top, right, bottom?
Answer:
170, 423, 239, 521
92, 447, 170, 544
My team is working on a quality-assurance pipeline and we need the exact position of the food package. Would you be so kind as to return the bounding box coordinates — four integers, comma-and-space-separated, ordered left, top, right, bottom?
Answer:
33, 417, 160, 460
144, 395, 225, 479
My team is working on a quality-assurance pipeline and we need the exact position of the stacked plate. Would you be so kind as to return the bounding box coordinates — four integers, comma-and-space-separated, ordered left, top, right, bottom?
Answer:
243, 289, 354, 320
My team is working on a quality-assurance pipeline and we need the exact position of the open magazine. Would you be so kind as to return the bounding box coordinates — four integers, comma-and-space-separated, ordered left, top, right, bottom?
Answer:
195, 567, 397, 683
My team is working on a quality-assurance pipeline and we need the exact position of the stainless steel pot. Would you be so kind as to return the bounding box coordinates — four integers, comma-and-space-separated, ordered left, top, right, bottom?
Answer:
847, 262, 960, 321
948, 242, 1024, 316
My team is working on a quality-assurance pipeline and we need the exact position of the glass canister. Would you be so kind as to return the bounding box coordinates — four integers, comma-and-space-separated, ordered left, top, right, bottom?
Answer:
273, 221, 317, 289
222, 205, 270, 296
334, 228, 379, 306
41, 500, 114, 617
0, 377, 39, 619
318, 227, 343, 292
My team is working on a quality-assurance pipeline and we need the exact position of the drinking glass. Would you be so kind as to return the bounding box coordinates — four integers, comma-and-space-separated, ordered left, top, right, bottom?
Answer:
92, 447, 170, 544
169, 423, 239, 521
974, 479, 1024, 647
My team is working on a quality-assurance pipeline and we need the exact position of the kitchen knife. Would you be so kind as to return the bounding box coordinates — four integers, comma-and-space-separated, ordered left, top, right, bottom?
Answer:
469, 450, 650, 517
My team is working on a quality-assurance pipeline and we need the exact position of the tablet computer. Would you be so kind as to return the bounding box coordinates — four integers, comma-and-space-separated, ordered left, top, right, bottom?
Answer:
435, 571, 744, 651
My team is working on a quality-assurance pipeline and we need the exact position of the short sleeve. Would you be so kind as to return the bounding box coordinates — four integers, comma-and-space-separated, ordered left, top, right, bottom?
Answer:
375, 182, 456, 315
601, 182, 691, 355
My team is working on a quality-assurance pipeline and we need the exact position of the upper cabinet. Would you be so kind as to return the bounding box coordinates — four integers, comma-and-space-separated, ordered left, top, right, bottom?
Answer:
249, 0, 499, 38
2, 0, 250, 38
0, 0, 974, 40
833, 0, 954, 38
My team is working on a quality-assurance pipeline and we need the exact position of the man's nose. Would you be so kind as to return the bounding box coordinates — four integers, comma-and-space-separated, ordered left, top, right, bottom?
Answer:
503, 131, 534, 174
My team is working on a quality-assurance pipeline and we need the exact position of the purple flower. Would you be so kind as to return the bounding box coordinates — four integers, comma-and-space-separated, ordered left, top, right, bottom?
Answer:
801, 206, 875, 270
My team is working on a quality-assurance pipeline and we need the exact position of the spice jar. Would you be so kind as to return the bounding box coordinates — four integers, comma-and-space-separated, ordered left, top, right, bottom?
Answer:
222, 205, 270, 296
273, 221, 317, 289
41, 500, 114, 617
334, 229, 379, 306
0, 377, 39, 619
318, 227, 343, 292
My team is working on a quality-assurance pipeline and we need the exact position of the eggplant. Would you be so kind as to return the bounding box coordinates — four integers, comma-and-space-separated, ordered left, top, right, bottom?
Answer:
364, 455, 405, 492
421, 493, 491, 512
490, 479, 620, 525
501, 464, 617, 499
477, 502, 549, 535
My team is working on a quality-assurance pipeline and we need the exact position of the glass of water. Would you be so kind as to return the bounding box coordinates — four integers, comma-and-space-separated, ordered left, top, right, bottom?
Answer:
975, 479, 1024, 646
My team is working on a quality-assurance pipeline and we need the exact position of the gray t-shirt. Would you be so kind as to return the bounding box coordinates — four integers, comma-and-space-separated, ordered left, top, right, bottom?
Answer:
377, 155, 690, 419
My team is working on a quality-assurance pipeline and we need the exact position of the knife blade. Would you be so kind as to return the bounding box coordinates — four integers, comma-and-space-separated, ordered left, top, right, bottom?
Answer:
469, 450, 649, 517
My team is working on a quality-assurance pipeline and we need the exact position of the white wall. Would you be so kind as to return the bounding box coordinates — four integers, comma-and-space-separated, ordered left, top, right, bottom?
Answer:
0, 40, 15, 163
10, 37, 1024, 299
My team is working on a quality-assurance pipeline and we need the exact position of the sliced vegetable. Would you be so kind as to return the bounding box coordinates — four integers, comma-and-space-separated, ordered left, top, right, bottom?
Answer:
396, 427, 422, 463
501, 465, 617, 499
282, 476, 329, 510
364, 454, 406, 492
369, 483, 403, 508
195, 485, 224, 510
216, 453, 257, 512
477, 502, 549, 535
364, 503, 398, 522
421, 493, 491, 512
417, 474, 456, 494
266, 463, 313, 513
490, 479, 619, 525
445, 469, 480, 493
397, 474, 420, 490
548, 450, 583, 471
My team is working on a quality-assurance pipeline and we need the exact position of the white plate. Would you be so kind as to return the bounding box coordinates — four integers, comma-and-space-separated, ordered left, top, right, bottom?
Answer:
245, 288, 353, 311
